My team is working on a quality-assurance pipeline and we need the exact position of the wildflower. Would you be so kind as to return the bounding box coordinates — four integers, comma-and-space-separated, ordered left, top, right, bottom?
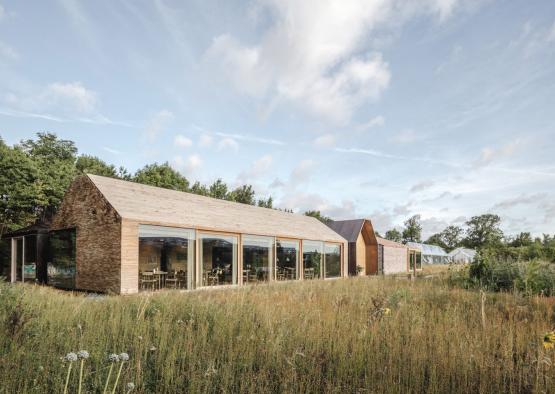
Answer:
77, 350, 90, 359
149, 346, 157, 352
127, 382, 135, 391
119, 352, 130, 362
204, 364, 217, 377
108, 354, 120, 362
383, 307, 391, 316
544, 331, 555, 350
64, 352, 78, 363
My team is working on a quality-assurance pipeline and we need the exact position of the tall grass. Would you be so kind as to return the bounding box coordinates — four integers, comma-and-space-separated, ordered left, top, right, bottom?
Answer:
1, 277, 554, 393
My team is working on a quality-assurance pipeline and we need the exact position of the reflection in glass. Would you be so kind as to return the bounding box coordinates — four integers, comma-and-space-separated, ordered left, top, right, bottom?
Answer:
48, 229, 76, 289
324, 243, 341, 278
303, 240, 323, 279
15, 238, 23, 281
416, 252, 422, 270
0, 239, 10, 281
276, 239, 299, 280
409, 252, 415, 271
139, 225, 195, 290
200, 234, 238, 286
243, 235, 274, 283
24, 235, 37, 282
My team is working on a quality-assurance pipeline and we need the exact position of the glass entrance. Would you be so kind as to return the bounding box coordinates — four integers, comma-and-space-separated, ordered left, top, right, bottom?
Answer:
13, 238, 23, 282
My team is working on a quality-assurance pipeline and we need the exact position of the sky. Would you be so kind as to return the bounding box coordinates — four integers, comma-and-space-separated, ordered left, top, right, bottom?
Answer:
0, 0, 554, 238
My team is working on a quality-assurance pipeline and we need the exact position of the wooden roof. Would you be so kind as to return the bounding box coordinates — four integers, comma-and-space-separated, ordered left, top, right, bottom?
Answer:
376, 236, 407, 249
87, 174, 346, 243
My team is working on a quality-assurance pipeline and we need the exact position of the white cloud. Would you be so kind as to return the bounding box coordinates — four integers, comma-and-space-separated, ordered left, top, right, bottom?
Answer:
174, 134, 193, 148
548, 21, 555, 42
390, 129, 417, 143
103, 146, 122, 155
173, 154, 202, 174
215, 131, 284, 146
290, 159, 316, 186
356, 115, 385, 130
144, 110, 173, 142
198, 133, 214, 147
474, 139, 521, 167
410, 180, 435, 193
217, 137, 239, 152
203, 0, 465, 123
0, 41, 18, 60
45, 82, 97, 113
237, 154, 273, 183
314, 134, 336, 148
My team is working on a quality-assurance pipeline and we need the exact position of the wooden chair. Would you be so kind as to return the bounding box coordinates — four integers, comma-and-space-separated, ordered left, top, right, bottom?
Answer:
165, 271, 179, 289
304, 268, 315, 280
139, 272, 157, 291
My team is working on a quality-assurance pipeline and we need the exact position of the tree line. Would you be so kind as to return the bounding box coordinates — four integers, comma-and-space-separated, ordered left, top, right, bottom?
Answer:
382, 214, 555, 262
0, 132, 283, 237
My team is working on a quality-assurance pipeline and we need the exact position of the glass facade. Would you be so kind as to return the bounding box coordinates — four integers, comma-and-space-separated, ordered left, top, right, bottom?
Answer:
243, 235, 274, 283
324, 243, 341, 278
199, 233, 238, 286
276, 239, 299, 280
303, 240, 323, 279
416, 252, 422, 270
139, 225, 195, 290
24, 235, 37, 282
47, 229, 76, 289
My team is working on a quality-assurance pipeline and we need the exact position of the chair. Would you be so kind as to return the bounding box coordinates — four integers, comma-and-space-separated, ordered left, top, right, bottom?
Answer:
139, 272, 157, 291
165, 271, 179, 289
304, 268, 315, 280
276, 268, 286, 281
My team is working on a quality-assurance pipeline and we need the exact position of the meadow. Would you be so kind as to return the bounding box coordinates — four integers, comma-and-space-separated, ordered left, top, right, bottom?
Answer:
1, 274, 554, 393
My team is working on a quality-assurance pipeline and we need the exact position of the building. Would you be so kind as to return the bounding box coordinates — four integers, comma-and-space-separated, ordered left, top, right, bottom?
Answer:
327, 219, 419, 276
406, 242, 450, 265
448, 247, 476, 264
0, 174, 347, 294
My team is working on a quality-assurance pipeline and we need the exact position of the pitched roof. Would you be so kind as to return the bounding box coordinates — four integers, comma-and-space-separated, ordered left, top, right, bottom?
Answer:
406, 242, 448, 256
87, 174, 346, 243
326, 219, 365, 242
376, 236, 407, 249
448, 247, 476, 258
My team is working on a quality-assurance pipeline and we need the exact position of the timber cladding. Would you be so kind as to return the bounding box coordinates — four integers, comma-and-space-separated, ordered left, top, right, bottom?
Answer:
51, 176, 122, 293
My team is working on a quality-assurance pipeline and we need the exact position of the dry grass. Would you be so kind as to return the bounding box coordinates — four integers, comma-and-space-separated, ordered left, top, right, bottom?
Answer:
1, 277, 554, 393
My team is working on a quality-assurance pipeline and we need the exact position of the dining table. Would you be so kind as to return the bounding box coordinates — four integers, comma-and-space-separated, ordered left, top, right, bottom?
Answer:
151, 271, 168, 289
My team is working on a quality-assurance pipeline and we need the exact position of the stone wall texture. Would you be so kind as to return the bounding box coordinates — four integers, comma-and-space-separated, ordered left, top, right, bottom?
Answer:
51, 176, 122, 293
383, 246, 408, 275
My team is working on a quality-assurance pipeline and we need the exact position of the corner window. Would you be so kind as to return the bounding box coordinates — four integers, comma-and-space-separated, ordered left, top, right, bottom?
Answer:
48, 229, 76, 289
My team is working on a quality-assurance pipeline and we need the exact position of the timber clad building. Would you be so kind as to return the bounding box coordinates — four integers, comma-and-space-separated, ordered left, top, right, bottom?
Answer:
327, 219, 421, 276
1, 175, 347, 294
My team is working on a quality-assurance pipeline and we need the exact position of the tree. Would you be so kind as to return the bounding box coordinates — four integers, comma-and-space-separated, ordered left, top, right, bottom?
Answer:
463, 214, 503, 249
425, 233, 447, 250
229, 185, 256, 205
385, 228, 402, 243
208, 179, 228, 200
304, 210, 332, 224
75, 155, 117, 177
510, 232, 533, 247
190, 181, 209, 196
257, 197, 273, 209
19, 132, 78, 221
440, 225, 463, 251
402, 215, 422, 243
133, 162, 189, 191
0, 139, 46, 237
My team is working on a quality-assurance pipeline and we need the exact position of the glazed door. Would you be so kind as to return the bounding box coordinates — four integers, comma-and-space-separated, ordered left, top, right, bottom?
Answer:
12, 237, 23, 282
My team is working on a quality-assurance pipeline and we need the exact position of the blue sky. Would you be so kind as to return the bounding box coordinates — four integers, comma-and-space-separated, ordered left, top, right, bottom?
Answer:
1, 0, 554, 237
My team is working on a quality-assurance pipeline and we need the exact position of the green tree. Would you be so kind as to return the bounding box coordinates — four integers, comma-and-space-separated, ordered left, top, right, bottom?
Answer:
441, 225, 464, 251
229, 185, 255, 205
190, 181, 209, 196
75, 155, 117, 177
425, 233, 447, 249
463, 214, 503, 249
510, 232, 533, 247
304, 210, 332, 224
133, 162, 189, 191
257, 196, 273, 209
384, 228, 402, 243
209, 179, 228, 200
402, 215, 422, 243
0, 138, 46, 237
19, 132, 77, 221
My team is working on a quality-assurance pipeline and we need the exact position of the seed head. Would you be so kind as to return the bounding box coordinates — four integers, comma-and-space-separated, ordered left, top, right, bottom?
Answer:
127, 382, 135, 391
65, 352, 78, 362
108, 353, 120, 362
77, 350, 90, 360
119, 352, 130, 362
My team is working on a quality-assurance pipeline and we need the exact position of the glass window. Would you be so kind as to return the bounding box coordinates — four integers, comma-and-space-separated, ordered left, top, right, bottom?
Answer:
243, 235, 274, 283
47, 229, 76, 289
0, 238, 10, 281
324, 243, 341, 278
416, 252, 422, 270
276, 239, 299, 280
409, 251, 415, 271
24, 235, 37, 282
199, 233, 238, 286
303, 240, 323, 280
139, 225, 195, 290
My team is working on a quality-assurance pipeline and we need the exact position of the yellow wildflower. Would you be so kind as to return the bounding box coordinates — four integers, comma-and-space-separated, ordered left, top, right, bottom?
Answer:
383, 308, 391, 316
543, 331, 555, 350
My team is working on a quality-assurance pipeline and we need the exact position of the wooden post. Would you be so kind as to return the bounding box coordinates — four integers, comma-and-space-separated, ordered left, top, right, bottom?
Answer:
480, 290, 486, 329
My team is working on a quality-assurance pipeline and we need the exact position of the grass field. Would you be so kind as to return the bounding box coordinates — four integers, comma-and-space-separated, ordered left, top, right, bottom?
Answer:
1, 276, 554, 393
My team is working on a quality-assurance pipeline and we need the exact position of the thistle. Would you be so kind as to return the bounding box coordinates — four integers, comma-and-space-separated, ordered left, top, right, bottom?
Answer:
103, 354, 119, 394
111, 353, 130, 394
63, 352, 78, 394
77, 350, 89, 394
